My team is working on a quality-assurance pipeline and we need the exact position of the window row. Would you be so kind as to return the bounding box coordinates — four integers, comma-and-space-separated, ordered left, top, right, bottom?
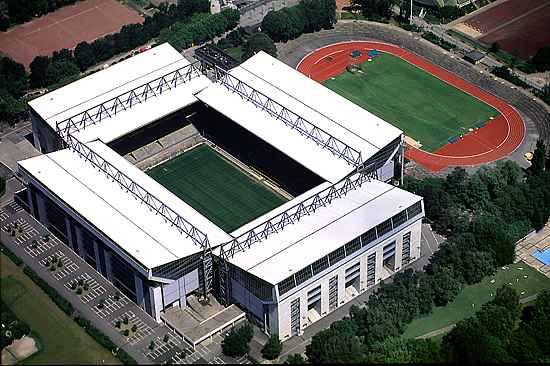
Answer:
277, 200, 422, 296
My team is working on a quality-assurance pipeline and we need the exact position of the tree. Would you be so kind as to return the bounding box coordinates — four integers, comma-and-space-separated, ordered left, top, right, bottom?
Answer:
29, 56, 50, 88
442, 317, 511, 363
531, 139, 546, 175
74, 41, 96, 71
531, 46, 550, 72
489, 42, 500, 53
0, 88, 26, 125
491, 284, 521, 318
45, 59, 79, 86
0, 1, 10, 31
221, 323, 253, 357
261, 335, 283, 360
0, 56, 27, 96
431, 267, 461, 306
476, 303, 516, 341
284, 354, 306, 364
509, 324, 543, 362
306, 326, 364, 363
242, 32, 277, 61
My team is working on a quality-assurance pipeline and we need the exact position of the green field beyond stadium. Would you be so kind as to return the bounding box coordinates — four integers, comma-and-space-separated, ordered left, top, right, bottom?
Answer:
147, 144, 287, 232
323, 53, 498, 152
402, 261, 550, 339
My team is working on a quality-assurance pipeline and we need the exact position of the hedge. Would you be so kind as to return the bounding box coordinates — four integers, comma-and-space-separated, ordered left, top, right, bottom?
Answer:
0, 242, 23, 266
422, 32, 456, 51
74, 316, 137, 364
22, 266, 75, 316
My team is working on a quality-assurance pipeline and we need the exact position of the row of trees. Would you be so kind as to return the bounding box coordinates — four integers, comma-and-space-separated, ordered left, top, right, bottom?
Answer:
0, 0, 216, 125
0, 56, 28, 125
261, 0, 336, 43
442, 287, 550, 363
28, 0, 213, 89
0, 0, 84, 31
159, 8, 240, 51
301, 148, 550, 363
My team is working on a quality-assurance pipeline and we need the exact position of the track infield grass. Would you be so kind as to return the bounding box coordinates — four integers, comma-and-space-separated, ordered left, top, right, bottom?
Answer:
147, 144, 288, 232
323, 53, 499, 152
402, 261, 550, 339
0, 255, 120, 364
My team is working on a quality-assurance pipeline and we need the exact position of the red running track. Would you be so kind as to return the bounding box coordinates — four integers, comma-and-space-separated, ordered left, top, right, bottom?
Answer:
296, 41, 525, 172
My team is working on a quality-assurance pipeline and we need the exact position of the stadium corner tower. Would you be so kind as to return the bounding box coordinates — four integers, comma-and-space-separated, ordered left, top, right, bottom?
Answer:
18, 43, 424, 343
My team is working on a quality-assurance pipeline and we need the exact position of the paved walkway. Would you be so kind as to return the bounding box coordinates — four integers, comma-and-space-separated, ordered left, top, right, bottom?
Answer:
0, 202, 246, 364
515, 221, 550, 279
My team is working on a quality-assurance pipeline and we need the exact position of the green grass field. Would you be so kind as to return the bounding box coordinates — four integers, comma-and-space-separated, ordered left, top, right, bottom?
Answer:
323, 53, 498, 152
402, 261, 550, 339
0, 255, 120, 364
147, 144, 287, 232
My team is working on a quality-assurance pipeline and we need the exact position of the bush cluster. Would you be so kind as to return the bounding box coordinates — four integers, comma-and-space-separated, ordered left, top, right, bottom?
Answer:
261, 0, 336, 43
221, 322, 254, 357
159, 9, 240, 51
422, 32, 456, 51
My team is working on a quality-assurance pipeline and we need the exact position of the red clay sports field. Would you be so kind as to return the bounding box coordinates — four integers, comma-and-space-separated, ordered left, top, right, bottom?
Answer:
296, 41, 525, 172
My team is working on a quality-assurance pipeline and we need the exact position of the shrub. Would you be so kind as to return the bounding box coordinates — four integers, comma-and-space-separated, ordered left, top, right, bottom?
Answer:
163, 334, 170, 343
123, 316, 129, 325
76, 287, 83, 295
262, 335, 283, 360
131, 324, 137, 333
83, 282, 89, 291
115, 320, 122, 329
123, 329, 130, 336
22, 267, 74, 316
222, 323, 254, 357
149, 340, 155, 350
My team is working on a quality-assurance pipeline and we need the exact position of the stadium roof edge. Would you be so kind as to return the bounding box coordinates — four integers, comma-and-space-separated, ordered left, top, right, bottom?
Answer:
226, 180, 423, 285
29, 43, 211, 144
18, 140, 232, 270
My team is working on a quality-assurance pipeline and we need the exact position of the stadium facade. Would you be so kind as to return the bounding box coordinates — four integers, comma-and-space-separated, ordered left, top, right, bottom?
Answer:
17, 43, 424, 342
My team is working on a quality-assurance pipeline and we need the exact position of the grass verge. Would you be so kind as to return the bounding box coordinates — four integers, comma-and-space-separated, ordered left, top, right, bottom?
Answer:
402, 261, 550, 339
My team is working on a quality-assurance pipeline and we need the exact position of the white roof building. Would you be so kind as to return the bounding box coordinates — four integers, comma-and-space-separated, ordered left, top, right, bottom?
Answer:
196, 51, 402, 183
29, 43, 211, 144
225, 179, 422, 285
19, 140, 232, 270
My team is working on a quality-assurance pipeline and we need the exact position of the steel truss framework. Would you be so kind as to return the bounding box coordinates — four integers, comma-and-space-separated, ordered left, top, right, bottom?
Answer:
55, 61, 206, 140
217, 168, 376, 304
213, 67, 363, 168
65, 134, 213, 295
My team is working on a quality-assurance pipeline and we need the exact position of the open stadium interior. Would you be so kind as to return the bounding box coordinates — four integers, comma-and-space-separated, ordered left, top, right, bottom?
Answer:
17, 43, 424, 343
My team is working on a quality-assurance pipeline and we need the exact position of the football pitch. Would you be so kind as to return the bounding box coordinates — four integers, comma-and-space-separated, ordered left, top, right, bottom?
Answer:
323, 53, 499, 152
147, 144, 288, 232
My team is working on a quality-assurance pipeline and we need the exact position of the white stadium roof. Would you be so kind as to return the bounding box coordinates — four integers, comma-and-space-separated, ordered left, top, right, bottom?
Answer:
19, 140, 231, 270
29, 43, 211, 144
196, 51, 402, 183
226, 179, 422, 285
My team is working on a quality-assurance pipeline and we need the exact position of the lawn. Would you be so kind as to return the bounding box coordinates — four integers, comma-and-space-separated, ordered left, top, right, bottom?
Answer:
147, 144, 287, 232
323, 52, 498, 152
0, 255, 120, 364
402, 261, 550, 339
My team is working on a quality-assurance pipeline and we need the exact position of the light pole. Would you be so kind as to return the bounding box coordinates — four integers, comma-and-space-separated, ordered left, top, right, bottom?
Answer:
410, 0, 413, 25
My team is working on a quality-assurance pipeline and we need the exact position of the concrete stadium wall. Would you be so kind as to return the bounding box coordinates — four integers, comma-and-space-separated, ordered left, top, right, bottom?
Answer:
275, 219, 422, 340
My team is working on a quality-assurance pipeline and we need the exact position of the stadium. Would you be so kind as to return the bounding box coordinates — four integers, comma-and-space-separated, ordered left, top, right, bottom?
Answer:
16, 43, 424, 343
